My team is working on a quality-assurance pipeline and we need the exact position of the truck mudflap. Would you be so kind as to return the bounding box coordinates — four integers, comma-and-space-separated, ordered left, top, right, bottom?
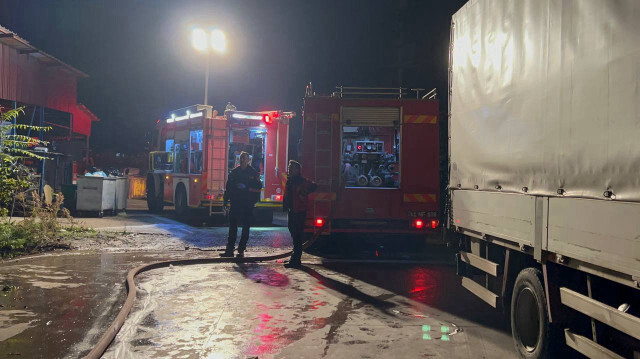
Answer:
456, 250, 501, 309
560, 287, 640, 359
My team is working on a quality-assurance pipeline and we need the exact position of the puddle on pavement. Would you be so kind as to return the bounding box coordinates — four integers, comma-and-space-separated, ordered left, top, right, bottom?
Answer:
0, 251, 201, 358
0, 309, 38, 342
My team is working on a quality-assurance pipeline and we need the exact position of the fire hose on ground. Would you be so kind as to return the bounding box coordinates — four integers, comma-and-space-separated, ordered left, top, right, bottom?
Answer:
84, 227, 325, 359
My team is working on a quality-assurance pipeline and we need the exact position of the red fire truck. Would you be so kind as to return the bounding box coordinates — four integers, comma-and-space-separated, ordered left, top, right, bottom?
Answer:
147, 104, 293, 221
301, 86, 441, 238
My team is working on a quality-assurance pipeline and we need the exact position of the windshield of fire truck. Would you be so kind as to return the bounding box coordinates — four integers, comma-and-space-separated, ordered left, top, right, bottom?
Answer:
150, 151, 173, 172
341, 126, 400, 188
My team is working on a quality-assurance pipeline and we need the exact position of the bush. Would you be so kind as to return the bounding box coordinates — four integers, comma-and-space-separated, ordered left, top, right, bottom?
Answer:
0, 194, 71, 258
0, 221, 31, 257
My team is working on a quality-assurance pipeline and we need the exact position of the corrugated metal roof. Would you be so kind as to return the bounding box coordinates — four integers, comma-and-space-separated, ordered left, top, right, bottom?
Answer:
0, 24, 88, 78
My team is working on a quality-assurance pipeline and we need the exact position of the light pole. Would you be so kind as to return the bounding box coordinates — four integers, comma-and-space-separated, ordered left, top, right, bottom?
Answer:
191, 28, 226, 106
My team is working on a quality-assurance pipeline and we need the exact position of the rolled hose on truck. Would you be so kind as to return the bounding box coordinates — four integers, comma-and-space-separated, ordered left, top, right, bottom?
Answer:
84, 227, 325, 359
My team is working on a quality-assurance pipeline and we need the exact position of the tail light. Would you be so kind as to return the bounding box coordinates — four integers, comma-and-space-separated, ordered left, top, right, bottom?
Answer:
315, 218, 324, 227
270, 194, 282, 201
413, 219, 424, 229
431, 220, 439, 229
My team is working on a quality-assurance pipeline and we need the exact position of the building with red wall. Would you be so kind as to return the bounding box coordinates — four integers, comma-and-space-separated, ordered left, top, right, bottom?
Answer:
0, 24, 99, 190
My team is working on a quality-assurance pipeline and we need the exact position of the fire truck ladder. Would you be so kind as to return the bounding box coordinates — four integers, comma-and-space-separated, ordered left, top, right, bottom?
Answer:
313, 113, 334, 223
208, 122, 228, 215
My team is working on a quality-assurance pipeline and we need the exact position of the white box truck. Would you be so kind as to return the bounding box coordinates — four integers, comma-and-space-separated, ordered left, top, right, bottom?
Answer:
449, 1, 640, 358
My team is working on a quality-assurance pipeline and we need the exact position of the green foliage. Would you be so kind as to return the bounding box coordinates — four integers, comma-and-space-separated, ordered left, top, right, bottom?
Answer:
0, 157, 33, 216
0, 106, 50, 216
59, 224, 97, 239
0, 221, 29, 255
0, 107, 51, 161
0, 194, 72, 258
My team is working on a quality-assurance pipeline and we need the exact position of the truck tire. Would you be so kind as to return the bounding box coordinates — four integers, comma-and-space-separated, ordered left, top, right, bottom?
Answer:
511, 267, 551, 359
175, 185, 188, 218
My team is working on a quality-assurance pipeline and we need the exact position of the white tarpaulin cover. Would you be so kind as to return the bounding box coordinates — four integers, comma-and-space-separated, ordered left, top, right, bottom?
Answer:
450, 0, 640, 202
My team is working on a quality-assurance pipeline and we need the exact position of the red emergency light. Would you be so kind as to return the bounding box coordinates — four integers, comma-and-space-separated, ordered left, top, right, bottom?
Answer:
413, 219, 424, 229
315, 218, 324, 227
262, 114, 273, 124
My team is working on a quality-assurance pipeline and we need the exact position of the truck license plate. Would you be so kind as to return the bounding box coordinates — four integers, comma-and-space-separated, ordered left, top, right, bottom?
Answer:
409, 211, 436, 218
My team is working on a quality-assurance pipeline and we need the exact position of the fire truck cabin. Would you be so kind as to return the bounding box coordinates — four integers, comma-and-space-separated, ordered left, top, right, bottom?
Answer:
301, 87, 440, 239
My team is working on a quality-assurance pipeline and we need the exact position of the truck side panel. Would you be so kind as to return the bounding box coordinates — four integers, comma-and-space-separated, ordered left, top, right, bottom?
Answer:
548, 198, 640, 279
451, 190, 540, 249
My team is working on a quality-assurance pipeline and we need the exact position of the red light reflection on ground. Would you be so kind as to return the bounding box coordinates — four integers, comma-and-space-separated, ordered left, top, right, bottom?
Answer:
246, 268, 290, 287
310, 300, 328, 310
258, 313, 274, 323
407, 267, 440, 305
248, 296, 333, 356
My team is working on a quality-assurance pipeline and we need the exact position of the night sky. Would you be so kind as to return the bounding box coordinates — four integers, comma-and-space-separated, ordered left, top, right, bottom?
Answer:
0, 0, 467, 154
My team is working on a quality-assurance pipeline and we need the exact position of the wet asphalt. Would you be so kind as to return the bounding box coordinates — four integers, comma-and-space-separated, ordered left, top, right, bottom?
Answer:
0, 204, 515, 358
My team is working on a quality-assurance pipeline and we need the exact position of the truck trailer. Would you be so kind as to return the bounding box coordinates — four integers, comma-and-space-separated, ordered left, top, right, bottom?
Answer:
449, 1, 640, 358
301, 86, 441, 240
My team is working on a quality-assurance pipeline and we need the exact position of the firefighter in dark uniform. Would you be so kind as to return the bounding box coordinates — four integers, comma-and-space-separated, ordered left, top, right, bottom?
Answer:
283, 160, 317, 268
221, 152, 263, 257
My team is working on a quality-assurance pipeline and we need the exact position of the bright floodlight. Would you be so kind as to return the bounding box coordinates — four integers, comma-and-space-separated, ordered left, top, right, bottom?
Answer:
211, 29, 226, 53
192, 28, 208, 52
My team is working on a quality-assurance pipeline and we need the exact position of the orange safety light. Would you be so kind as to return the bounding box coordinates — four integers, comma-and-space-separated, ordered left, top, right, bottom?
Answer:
431, 219, 439, 229
315, 218, 324, 227
414, 219, 424, 229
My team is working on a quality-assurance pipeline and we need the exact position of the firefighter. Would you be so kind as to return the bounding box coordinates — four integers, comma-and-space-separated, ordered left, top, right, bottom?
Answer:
283, 160, 317, 268
220, 152, 263, 257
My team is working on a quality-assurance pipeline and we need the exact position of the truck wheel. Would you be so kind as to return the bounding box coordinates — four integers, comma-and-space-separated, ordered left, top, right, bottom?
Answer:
175, 185, 188, 218
511, 268, 551, 359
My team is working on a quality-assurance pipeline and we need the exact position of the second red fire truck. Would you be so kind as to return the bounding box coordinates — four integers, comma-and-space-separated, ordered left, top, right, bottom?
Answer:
300, 86, 441, 239
147, 104, 293, 221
